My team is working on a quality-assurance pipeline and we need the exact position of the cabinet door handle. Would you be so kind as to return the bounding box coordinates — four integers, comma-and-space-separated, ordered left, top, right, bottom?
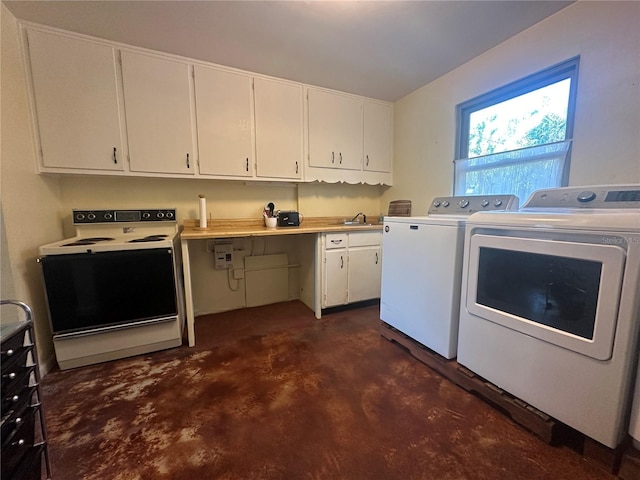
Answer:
339, 152, 343, 164
366, 155, 370, 166
331, 151, 335, 164
246, 158, 249, 172
186, 153, 190, 169
296, 161, 299, 174
113, 147, 117, 164
340, 256, 344, 268
375, 252, 379, 264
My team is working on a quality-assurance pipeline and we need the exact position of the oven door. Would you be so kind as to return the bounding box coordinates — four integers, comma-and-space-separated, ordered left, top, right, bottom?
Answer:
40, 248, 178, 335
466, 234, 626, 360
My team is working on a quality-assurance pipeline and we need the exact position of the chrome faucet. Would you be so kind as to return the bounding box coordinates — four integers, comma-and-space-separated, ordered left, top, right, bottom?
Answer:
350, 212, 366, 224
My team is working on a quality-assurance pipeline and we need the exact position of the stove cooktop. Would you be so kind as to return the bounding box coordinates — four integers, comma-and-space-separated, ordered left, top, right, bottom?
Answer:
39, 208, 179, 255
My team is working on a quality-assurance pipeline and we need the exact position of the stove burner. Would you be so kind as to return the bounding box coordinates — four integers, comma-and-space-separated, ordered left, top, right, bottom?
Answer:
61, 237, 115, 247
128, 235, 169, 243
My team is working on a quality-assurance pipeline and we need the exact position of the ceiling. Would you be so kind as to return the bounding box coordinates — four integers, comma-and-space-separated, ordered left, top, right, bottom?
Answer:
3, 0, 573, 102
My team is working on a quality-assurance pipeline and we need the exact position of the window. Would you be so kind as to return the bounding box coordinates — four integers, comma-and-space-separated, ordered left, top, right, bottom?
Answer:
454, 57, 579, 203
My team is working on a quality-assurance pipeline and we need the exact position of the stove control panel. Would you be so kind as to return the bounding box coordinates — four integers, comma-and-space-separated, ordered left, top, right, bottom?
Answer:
523, 185, 640, 209
73, 209, 177, 224
428, 195, 519, 215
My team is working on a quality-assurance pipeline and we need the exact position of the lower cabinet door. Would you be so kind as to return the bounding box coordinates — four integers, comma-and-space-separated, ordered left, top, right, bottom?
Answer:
348, 247, 382, 303
324, 250, 348, 307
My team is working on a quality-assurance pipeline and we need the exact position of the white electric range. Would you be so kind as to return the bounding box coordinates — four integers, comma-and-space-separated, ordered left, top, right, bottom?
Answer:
38, 208, 185, 370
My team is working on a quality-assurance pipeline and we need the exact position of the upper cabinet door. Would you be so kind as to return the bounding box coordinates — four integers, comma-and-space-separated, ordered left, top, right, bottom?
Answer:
254, 78, 303, 180
194, 66, 253, 177
363, 101, 393, 173
308, 89, 362, 170
121, 51, 195, 175
27, 30, 125, 172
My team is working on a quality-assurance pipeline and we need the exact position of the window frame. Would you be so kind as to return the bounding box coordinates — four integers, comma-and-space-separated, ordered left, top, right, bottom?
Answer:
454, 56, 580, 190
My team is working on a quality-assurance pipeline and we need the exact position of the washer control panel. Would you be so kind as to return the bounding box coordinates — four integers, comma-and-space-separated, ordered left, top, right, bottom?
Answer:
428, 195, 519, 215
523, 185, 640, 209
73, 209, 177, 224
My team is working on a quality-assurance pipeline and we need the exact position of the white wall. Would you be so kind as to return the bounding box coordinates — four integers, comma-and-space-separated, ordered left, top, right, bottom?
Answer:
1, 5, 64, 372
383, 1, 640, 213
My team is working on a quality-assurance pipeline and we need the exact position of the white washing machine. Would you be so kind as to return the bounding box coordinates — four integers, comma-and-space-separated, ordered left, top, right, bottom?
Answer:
457, 185, 640, 448
380, 195, 518, 359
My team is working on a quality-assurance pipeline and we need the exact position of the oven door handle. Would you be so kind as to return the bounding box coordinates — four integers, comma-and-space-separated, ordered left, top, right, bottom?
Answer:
53, 316, 178, 340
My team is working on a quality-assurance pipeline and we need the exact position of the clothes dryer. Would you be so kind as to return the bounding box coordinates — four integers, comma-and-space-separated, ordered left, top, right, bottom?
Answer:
457, 185, 640, 448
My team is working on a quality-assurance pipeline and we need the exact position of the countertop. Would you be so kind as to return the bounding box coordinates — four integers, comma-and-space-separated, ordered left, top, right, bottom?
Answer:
181, 216, 383, 239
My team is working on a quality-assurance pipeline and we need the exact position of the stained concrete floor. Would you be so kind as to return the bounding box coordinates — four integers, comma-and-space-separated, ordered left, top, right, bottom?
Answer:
40, 301, 615, 480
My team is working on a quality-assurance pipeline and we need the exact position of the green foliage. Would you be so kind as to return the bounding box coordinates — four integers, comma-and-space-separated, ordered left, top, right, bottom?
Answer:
518, 113, 566, 147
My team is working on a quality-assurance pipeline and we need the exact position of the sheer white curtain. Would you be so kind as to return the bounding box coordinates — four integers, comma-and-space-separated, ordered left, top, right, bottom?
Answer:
454, 140, 572, 204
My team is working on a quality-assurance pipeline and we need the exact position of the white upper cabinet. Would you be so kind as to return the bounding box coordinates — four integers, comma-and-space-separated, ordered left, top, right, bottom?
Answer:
27, 29, 125, 172
121, 51, 196, 175
363, 101, 393, 173
194, 65, 253, 177
306, 87, 393, 185
307, 88, 362, 171
254, 77, 303, 180
24, 26, 392, 183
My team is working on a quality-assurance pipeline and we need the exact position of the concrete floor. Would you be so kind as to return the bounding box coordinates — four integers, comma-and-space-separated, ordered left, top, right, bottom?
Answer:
40, 301, 615, 480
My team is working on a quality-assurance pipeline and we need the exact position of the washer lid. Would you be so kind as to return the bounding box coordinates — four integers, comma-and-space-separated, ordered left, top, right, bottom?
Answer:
384, 215, 467, 227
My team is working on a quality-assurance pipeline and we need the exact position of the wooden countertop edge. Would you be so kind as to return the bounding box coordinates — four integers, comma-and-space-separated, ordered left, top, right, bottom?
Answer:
181, 217, 383, 239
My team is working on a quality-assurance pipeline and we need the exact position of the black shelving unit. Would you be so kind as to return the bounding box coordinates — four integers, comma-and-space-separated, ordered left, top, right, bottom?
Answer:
1, 300, 51, 480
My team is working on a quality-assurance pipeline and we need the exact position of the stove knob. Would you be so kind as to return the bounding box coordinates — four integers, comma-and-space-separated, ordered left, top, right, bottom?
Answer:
481, 200, 490, 208
165, 211, 174, 219
75, 213, 85, 221
577, 191, 596, 203
442, 200, 450, 207
87, 213, 96, 220
156, 212, 165, 219
494, 199, 503, 207
142, 212, 151, 219
104, 213, 113, 220
433, 201, 441, 208
458, 199, 469, 208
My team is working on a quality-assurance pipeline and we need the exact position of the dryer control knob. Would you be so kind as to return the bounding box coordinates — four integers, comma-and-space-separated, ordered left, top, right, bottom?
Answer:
577, 191, 596, 202
433, 201, 441, 207
442, 201, 450, 207
493, 199, 503, 207
481, 200, 490, 207
458, 199, 470, 208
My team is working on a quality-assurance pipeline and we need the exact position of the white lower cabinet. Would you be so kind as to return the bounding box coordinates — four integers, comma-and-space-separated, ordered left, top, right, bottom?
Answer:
324, 249, 349, 307
347, 246, 382, 303
322, 232, 382, 308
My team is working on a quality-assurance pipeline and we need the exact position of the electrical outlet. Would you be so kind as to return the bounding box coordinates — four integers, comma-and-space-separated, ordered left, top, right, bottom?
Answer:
233, 268, 245, 280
